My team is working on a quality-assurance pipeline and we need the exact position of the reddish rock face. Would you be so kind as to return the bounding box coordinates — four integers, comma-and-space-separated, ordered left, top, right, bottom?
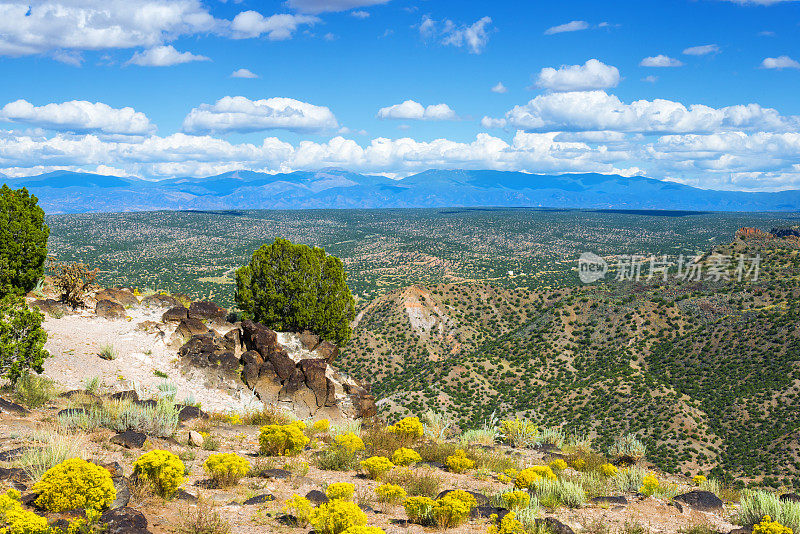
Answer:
735, 227, 773, 240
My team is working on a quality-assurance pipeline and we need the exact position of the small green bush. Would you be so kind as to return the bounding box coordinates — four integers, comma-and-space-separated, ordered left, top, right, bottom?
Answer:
32, 458, 116, 512
0, 296, 49, 384
133, 449, 185, 498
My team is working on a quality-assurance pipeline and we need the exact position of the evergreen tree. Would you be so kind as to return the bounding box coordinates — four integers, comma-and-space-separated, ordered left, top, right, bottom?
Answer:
235, 238, 356, 345
0, 185, 49, 297
0, 295, 49, 384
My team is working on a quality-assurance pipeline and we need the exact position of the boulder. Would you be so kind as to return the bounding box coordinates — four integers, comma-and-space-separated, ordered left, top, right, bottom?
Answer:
30, 299, 70, 317
536, 517, 575, 534
176, 317, 209, 339
96, 288, 138, 307
241, 320, 280, 356
298, 330, 321, 351
96, 299, 126, 319
141, 294, 181, 309
161, 306, 188, 323
107, 390, 139, 402
260, 469, 291, 480
299, 359, 334, 407
110, 431, 147, 449
223, 328, 242, 353
0, 467, 27, 483
110, 477, 131, 509
474, 506, 509, 520
188, 431, 204, 447
0, 397, 29, 415
178, 405, 208, 422
243, 494, 275, 505
780, 493, 800, 503
100, 507, 152, 534
306, 490, 329, 505
674, 490, 723, 512
188, 300, 227, 322
316, 340, 339, 364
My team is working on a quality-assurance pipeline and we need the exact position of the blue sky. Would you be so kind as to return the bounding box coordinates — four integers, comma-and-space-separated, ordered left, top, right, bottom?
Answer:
0, 0, 799, 191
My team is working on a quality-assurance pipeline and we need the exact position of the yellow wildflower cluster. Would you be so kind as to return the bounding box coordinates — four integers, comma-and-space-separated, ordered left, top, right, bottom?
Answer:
32, 458, 116, 512
133, 449, 185, 498
259, 422, 309, 456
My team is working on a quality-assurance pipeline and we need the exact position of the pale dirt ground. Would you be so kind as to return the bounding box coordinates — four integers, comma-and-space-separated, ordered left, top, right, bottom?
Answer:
39, 305, 263, 414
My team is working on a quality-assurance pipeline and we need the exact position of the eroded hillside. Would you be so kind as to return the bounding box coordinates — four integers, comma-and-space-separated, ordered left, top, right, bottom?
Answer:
340, 233, 800, 487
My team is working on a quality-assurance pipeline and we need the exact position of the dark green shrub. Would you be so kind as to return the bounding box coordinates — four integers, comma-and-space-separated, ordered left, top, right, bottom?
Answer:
0, 295, 49, 384
235, 238, 355, 345
0, 185, 49, 297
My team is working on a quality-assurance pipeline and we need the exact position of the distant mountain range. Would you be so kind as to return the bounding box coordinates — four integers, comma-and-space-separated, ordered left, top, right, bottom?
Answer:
3, 168, 800, 213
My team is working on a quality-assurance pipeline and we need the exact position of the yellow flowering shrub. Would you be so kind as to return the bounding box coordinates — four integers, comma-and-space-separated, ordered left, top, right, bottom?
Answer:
203, 453, 250, 487
514, 466, 556, 489
753, 515, 792, 534
549, 459, 567, 473
313, 419, 331, 432
32, 458, 116, 512
132, 449, 185, 498
639, 473, 660, 496
693, 475, 707, 486
499, 419, 538, 448
433, 491, 476, 529
283, 494, 314, 527
0, 489, 50, 534
376, 483, 407, 505
570, 458, 586, 471
387, 417, 424, 441
487, 511, 527, 534
311, 499, 367, 534
403, 496, 436, 526
360, 456, 394, 480
391, 448, 421, 467
334, 433, 365, 453
600, 463, 618, 478
326, 483, 355, 501
501, 490, 530, 510
259, 423, 310, 456
445, 449, 474, 473
341, 527, 385, 534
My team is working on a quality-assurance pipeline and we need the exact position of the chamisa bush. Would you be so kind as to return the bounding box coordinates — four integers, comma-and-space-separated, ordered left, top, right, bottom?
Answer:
433, 490, 477, 529
326, 482, 355, 501
752, 516, 792, 534
32, 458, 116, 512
391, 447, 421, 467
133, 449, 185, 498
387, 417, 424, 443
514, 465, 556, 489
445, 449, 474, 474
360, 456, 394, 480
376, 483, 407, 505
311, 499, 367, 534
259, 422, 309, 456
0, 489, 50, 534
203, 453, 250, 487
283, 495, 314, 527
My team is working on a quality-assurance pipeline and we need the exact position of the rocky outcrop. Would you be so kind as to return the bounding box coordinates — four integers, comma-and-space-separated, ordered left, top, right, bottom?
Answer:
735, 227, 773, 240
96, 288, 139, 307
162, 306, 188, 323
238, 320, 376, 420
674, 490, 723, 512
141, 293, 181, 309
188, 300, 227, 322
174, 318, 375, 421
96, 299, 126, 319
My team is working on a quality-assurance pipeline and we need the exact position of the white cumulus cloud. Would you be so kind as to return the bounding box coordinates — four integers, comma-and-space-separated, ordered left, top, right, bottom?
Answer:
0, 100, 154, 136
544, 20, 589, 35
491, 82, 508, 94
683, 44, 720, 56
761, 55, 800, 69
535, 60, 620, 92
230, 68, 259, 78
0, 0, 218, 57
231, 11, 319, 40
419, 16, 493, 54
377, 101, 458, 121
182, 96, 338, 134
481, 91, 798, 134
640, 55, 684, 67
127, 45, 209, 66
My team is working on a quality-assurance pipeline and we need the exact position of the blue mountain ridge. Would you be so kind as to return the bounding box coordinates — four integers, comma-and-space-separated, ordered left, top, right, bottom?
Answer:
3, 168, 800, 213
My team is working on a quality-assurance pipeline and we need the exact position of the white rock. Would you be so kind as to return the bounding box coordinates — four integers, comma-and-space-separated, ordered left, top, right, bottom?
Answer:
188, 430, 204, 447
